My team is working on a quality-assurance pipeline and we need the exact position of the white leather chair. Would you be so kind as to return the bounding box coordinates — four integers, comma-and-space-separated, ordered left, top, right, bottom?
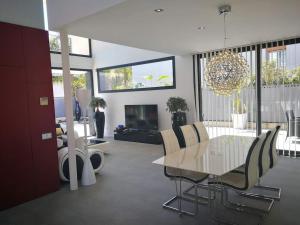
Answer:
160, 129, 208, 216
270, 126, 281, 169
75, 136, 105, 174
180, 125, 211, 197
210, 132, 274, 214
256, 126, 281, 200
234, 126, 282, 201
180, 125, 199, 147
193, 121, 209, 142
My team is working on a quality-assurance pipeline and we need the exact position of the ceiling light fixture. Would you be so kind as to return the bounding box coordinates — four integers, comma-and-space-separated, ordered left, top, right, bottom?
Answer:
154, 9, 164, 13
198, 26, 206, 30
205, 5, 249, 96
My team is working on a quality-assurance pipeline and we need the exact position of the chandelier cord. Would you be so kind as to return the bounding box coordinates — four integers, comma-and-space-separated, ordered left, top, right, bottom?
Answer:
223, 11, 227, 49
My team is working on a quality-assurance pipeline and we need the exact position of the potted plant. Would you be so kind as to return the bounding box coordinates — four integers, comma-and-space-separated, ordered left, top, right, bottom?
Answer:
90, 97, 107, 138
166, 97, 189, 128
231, 91, 247, 129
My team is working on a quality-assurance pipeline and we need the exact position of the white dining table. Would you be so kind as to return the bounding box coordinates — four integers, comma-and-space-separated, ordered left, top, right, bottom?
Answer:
153, 135, 256, 221
153, 135, 255, 176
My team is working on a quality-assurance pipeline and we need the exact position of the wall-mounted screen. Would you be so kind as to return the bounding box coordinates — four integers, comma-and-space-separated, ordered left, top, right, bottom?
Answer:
125, 105, 158, 130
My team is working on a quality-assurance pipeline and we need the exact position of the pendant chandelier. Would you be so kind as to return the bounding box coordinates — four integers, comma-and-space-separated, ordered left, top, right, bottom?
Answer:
205, 5, 249, 96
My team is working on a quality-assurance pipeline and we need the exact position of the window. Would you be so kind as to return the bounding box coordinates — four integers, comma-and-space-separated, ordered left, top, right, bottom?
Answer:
49, 31, 92, 57
97, 56, 176, 93
51, 68, 94, 118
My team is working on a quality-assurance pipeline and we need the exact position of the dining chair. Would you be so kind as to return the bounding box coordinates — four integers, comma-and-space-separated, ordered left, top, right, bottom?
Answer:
236, 126, 282, 201
210, 132, 274, 214
180, 125, 199, 147
160, 129, 209, 216
180, 125, 211, 198
193, 121, 209, 142
286, 110, 295, 138
255, 125, 281, 200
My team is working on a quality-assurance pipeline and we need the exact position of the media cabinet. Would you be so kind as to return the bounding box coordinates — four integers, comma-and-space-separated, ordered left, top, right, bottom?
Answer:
114, 130, 162, 145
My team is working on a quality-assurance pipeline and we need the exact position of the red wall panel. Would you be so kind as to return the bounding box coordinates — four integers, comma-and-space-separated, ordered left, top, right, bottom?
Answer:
0, 22, 59, 209
0, 22, 24, 67
0, 67, 34, 210
22, 27, 52, 84
27, 83, 59, 197
22, 27, 59, 197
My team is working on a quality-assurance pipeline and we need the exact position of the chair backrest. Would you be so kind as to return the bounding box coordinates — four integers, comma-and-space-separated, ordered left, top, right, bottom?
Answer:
160, 129, 181, 178
180, 125, 199, 147
286, 110, 295, 121
245, 133, 267, 189
270, 126, 281, 168
160, 129, 181, 156
193, 121, 209, 142
259, 131, 272, 177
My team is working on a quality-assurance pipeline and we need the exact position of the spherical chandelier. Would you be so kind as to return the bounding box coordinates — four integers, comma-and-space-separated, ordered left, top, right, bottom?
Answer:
205, 5, 249, 96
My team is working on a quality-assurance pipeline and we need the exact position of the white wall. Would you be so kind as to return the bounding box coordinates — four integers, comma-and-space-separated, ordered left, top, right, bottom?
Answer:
50, 53, 93, 69
0, 0, 44, 29
92, 41, 196, 137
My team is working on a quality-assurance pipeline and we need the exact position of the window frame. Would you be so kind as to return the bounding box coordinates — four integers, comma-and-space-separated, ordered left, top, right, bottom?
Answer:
51, 67, 95, 96
96, 56, 176, 93
49, 37, 93, 58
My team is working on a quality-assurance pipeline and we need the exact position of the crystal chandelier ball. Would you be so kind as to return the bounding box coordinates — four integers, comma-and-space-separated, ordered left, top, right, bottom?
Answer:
205, 50, 249, 96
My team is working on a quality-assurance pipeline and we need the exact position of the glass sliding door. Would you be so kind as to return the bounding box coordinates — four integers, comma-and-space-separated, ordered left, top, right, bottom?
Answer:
195, 37, 300, 158
261, 39, 300, 156
52, 68, 93, 118
198, 46, 257, 139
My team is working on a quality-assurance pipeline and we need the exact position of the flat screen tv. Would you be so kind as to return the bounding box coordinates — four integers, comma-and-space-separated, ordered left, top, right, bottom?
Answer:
125, 105, 158, 130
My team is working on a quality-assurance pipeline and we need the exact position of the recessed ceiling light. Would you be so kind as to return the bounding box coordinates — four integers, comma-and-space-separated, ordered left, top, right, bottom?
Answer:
154, 9, 164, 13
198, 26, 206, 30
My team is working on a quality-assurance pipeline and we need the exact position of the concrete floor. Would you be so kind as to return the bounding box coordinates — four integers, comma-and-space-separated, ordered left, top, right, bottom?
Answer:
0, 140, 299, 225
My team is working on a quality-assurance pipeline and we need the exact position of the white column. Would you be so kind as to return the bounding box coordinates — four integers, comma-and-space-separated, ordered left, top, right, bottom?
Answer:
60, 29, 78, 190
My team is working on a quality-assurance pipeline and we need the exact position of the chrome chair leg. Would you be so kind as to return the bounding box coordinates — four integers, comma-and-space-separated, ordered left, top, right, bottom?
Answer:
183, 183, 216, 202
239, 179, 281, 201
162, 179, 199, 216
222, 187, 274, 215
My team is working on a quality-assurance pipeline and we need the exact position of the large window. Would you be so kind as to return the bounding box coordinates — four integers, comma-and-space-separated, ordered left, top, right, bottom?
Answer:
195, 37, 300, 157
97, 56, 176, 93
49, 31, 92, 57
51, 68, 94, 118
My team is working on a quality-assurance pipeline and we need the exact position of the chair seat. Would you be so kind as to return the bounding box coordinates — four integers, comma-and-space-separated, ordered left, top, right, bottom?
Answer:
166, 167, 208, 183
209, 172, 247, 190
232, 165, 245, 174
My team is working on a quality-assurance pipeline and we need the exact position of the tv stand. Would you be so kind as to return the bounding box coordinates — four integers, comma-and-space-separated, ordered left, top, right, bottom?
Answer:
114, 129, 162, 145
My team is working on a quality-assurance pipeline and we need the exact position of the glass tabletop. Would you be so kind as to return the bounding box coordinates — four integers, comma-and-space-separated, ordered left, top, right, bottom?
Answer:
153, 135, 255, 176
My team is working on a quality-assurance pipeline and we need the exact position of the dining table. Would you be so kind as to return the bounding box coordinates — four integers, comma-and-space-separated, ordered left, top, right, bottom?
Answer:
152, 135, 256, 222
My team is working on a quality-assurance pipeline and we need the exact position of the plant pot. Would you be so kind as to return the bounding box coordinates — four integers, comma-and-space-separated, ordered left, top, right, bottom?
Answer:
232, 113, 248, 129
74, 100, 81, 122
94, 111, 105, 138
171, 112, 187, 148
171, 112, 187, 128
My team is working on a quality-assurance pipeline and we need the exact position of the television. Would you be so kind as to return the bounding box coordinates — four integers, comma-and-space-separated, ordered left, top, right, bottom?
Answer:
125, 105, 158, 130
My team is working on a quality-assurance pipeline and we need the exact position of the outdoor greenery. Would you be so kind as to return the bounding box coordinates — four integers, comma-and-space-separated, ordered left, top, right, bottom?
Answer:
90, 97, 107, 110
52, 74, 87, 96
166, 97, 189, 114
49, 36, 60, 51
247, 61, 300, 86
232, 91, 247, 114
101, 66, 172, 90
49, 33, 72, 52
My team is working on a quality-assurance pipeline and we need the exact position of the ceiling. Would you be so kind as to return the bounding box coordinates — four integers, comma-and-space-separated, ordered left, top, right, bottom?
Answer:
47, 0, 127, 29
48, 0, 300, 55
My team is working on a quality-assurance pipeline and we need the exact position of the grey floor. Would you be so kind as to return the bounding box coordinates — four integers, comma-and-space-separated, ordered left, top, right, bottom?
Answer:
0, 140, 299, 225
